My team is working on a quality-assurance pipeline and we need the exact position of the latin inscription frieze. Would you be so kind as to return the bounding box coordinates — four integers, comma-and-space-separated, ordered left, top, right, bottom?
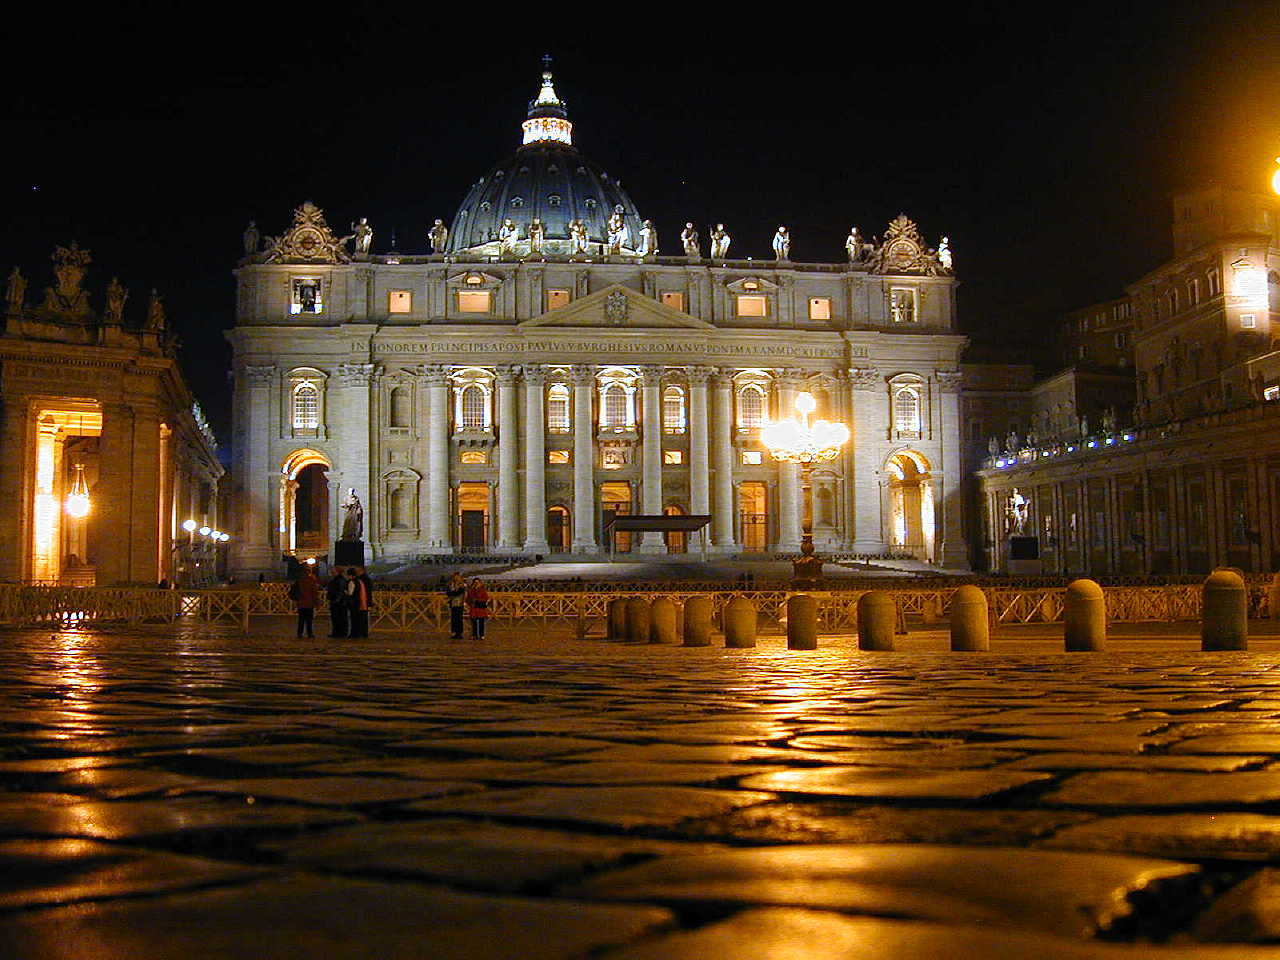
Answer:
365, 339, 845, 360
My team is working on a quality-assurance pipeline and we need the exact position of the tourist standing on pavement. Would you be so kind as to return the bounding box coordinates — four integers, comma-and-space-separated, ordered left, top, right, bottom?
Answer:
346, 567, 371, 638
326, 566, 349, 638
293, 567, 320, 638
465, 577, 490, 639
445, 572, 466, 639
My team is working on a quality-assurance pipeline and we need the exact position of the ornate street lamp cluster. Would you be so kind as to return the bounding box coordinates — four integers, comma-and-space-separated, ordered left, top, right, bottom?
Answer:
181, 518, 230, 543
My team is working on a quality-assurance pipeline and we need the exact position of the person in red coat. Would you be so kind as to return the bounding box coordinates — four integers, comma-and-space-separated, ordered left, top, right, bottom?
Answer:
465, 578, 490, 639
293, 567, 320, 638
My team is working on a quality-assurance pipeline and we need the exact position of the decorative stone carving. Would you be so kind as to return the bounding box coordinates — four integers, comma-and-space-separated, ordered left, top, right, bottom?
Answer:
428, 219, 449, 253
935, 369, 964, 392
40, 243, 92, 317
495, 363, 519, 384
687, 365, 715, 386
870, 214, 947, 276
5, 266, 25, 314
341, 488, 364, 540
244, 364, 277, 387
104, 278, 127, 324
416, 363, 449, 387
337, 362, 380, 387
569, 364, 595, 385
639, 365, 664, 388
710, 223, 731, 259
848, 366, 882, 390
520, 364, 547, 386
604, 290, 629, 325
681, 223, 699, 258
262, 202, 351, 264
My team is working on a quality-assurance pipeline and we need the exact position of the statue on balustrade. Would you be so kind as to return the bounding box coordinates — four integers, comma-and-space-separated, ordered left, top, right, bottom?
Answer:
606, 205, 630, 254
428, 219, 449, 253
772, 226, 791, 261
6, 266, 26, 313
680, 222, 699, 258
569, 218, 589, 255
349, 217, 373, 255
242, 220, 260, 257
710, 223, 731, 259
846, 227, 864, 262
637, 220, 658, 257
104, 278, 127, 325
498, 219, 519, 256
528, 217, 545, 255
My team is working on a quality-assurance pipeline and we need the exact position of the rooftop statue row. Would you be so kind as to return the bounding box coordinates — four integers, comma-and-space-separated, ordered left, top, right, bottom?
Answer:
242, 202, 954, 276
5, 243, 168, 333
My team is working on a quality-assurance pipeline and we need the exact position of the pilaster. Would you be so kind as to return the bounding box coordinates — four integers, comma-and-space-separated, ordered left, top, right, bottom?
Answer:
570, 365, 598, 553
709, 370, 737, 552
638, 365, 665, 554
495, 365, 521, 552
422, 364, 451, 552
849, 366, 887, 554
522, 366, 550, 553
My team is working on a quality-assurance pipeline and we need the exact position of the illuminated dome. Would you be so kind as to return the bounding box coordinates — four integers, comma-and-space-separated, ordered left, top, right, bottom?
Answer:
446, 63, 645, 256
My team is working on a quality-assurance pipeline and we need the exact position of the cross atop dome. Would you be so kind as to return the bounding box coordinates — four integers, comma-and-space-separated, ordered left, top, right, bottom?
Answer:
522, 56, 573, 147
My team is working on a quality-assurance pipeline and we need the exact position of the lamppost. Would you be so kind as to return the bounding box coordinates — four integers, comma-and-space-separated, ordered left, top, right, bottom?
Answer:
175, 519, 231, 586
761, 391, 850, 586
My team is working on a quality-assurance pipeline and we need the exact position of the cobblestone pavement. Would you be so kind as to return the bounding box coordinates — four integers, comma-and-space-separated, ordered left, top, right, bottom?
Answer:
11, 623, 1280, 957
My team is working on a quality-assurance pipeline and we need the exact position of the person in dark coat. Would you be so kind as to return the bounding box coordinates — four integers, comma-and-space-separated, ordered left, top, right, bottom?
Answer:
326, 566, 349, 638
445, 572, 466, 639
347, 566, 372, 638
465, 577, 490, 640
294, 567, 320, 638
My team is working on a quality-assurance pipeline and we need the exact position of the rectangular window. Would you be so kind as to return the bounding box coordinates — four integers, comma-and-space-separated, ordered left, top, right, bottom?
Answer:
547, 390, 570, 433
889, 288, 916, 323
741, 450, 763, 465
388, 290, 412, 314
735, 295, 767, 318
548, 450, 570, 464
459, 450, 488, 465
545, 289, 571, 311
663, 450, 683, 465
457, 290, 491, 313
808, 297, 831, 320
1241, 313, 1257, 329
661, 291, 686, 312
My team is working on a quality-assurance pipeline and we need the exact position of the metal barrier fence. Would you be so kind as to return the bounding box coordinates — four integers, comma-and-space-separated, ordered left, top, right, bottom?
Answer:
0, 580, 1266, 631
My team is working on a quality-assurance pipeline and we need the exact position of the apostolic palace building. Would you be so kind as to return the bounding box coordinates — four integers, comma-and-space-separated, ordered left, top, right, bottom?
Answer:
227, 67, 966, 577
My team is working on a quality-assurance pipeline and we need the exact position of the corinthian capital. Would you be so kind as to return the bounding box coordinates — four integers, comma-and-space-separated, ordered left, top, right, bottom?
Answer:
686, 365, 715, 386
639, 365, 664, 388
336, 363, 380, 387
935, 369, 964, 391
847, 366, 882, 390
569, 364, 595, 386
520, 364, 547, 386
415, 363, 449, 386
244, 364, 277, 386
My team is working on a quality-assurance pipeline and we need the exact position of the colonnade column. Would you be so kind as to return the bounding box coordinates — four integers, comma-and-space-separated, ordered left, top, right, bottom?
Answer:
688, 366, 712, 552
235, 365, 276, 574
638, 366, 665, 554
774, 372, 802, 553
709, 370, 737, 552
423, 364, 451, 552
495, 365, 520, 552
570, 365, 598, 553
849, 366, 887, 554
0, 396, 27, 581
936, 371, 968, 567
522, 366, 549, 553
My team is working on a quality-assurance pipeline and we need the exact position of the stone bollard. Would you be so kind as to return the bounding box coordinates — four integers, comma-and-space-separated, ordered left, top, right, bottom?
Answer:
723, 596, 757, 648
787, 594, 818, 650
857, 591, 896, 650
607, 598, 627, 642
949, 585, 990, 652
1063, 579, 1106, 651
1203, 569, 1248, 651
650, 597, 677, 644
683, 596, 713, 647
624, 597, 650, 644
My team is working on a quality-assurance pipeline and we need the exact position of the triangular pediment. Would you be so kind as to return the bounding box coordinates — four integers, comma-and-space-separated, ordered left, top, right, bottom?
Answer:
522, 283, 714, 329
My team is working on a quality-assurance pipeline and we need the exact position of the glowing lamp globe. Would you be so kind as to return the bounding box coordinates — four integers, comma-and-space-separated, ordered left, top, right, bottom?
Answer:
182, 519, 197, 532
1272, 158, 1280, 196
199, 526, 211, 537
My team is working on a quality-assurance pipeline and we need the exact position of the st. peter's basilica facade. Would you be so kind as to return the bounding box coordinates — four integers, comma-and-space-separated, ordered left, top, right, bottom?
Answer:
226, 68, 967, 575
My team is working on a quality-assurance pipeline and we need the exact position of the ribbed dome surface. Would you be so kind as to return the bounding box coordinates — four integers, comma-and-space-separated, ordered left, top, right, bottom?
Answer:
446, 142, 644, 255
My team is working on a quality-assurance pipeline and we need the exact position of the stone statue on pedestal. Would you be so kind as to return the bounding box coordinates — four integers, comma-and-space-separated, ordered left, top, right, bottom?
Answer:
772, 226, 791, 261
938, 236, 953, 271
1008, 488, 1029, 535
846, 227, 863, 262
680, 222, 699, 258
341, 489, 364, 541
6, 267, 26, 314
428, 219, 449, 253
710, 223, 731, 259
350, 218, 373, 255
569, 219, 589, 256
243, 221, 260, 257
606, 205, 630, 254
498, 219, 519, 256
637, 220, 657, 257
104, 278, 127, 324
145, 289, 166, 332
528, 218, 545, 255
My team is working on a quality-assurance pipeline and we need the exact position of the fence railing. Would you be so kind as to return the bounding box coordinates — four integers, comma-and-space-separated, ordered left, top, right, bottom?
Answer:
0, 581, 1269, 632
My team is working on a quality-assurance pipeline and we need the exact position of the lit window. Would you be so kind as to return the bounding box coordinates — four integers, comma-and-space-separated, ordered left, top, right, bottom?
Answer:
1188, 278, 1200, 305
808, 297, 831, 320
1208, 269, 1221, 297
388, 290, 412, 314
890, 288, 916, 323
738, 385, 765, 430
603, 384, 628, 427
664, 449, 683, 465
545, 289, 571, 311
1265, 385, 1279, 401
457, 290, 491, 313
547, 384, 570, 432
661, 291, 685, 311
663, 386, 686, 433
290, 278, 322, 315
460, 385, 487, 429
736, 295, 767, 317
893, 388, 921, 434
292, 382, 319, 429
460, 450, 488, 465
548, 450, 570, 464
741, 450, 763, 465
1241, 314, 1257, 329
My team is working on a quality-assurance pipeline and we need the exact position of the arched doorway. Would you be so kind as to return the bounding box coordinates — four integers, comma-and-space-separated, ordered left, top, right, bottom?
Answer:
739, 481, 768, 553
887, 451, 934, 562
663, 504, 686, 554
601, 481, 632, 553
281, 449, 331, 556
546, 505, 570, 553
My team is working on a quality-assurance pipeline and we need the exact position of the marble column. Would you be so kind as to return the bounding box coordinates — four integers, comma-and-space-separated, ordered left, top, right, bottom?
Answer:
638, 366, 665, 554
0, 396, 27, 581
936, 370, 969, 568
522, 366, 550, 553
774, 372, 802, 552
709, 371, 737, 552
495, 365, 520, 552
234, 365, 276, 573
423, 364, 451, 552
570, 365, 598, 553
849, 366, 887, 554
688, 367, 712, 552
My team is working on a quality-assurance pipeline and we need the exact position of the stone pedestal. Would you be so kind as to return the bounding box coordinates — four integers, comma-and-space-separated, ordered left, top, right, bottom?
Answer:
1008, 536, 1042, 576
335, 539, 365, 567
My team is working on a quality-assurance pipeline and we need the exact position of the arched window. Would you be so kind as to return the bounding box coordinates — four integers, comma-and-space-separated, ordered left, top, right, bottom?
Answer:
893, 388, 921, 434
739, 385, 765, 430
547, 384, 570, 432
292, 382, 319, 429
460, 384, 486, 430
389, 387, 411, 428
663, 386, 686, 433
604, 384, 628, 427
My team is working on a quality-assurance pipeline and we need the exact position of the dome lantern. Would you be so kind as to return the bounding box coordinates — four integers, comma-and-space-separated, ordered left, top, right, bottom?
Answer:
521, 56, 573, 147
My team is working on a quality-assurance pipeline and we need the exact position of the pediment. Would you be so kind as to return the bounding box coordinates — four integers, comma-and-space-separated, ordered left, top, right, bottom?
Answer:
522, 283, 714, 329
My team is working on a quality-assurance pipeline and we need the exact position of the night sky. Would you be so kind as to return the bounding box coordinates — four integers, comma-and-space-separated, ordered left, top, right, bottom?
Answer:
3, 3, 1278, 441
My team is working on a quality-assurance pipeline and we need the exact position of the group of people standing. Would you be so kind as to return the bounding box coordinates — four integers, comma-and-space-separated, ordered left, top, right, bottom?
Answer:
289, 565, 373, 638
444, 573, 490, 640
